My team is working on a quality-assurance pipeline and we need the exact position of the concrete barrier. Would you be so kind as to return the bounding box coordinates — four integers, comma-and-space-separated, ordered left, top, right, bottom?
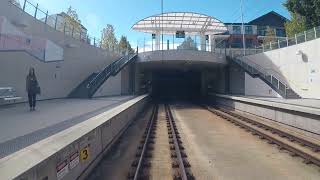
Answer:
0, 95, 149, 180
212, 94, 320, 136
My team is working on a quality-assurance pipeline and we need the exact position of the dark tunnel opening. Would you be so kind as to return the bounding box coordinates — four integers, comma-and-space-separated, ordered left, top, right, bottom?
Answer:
151, 70, 202, 101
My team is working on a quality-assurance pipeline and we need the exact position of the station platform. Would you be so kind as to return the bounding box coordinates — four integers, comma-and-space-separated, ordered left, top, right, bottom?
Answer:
0, 96, 134, 159
212, 94, 320, 137
214, 94, 320, 115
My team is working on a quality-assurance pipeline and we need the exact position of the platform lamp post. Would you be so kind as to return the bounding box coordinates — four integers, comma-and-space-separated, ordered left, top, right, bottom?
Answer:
240, 0, 246, 56
161, 0, 164, 62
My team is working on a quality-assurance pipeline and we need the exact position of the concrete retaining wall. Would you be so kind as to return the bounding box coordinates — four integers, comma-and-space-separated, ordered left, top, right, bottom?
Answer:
213, 95, 320, 136
0, 95, 149, 180
243, 38, 320, 99
0, 1, 123, 100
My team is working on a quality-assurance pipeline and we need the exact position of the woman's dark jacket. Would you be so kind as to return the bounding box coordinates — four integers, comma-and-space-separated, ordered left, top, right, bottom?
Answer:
26, 75, 38, 94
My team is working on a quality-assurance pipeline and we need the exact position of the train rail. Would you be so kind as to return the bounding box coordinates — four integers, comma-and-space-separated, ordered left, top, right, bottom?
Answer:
165, 104, 194, 180
206, 105, 320, 167
127, 104, 194, 180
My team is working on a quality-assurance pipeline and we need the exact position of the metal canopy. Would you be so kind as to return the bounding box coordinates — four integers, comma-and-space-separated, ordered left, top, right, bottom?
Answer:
132, 12, 228, 35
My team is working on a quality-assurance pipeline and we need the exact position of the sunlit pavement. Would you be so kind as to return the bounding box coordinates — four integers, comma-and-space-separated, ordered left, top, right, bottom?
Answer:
0, 96, 134, 158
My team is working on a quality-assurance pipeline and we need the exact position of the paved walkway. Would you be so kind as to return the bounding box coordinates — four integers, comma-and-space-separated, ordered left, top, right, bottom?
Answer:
0, 96, 134, 158
248, 96, 320, 109
214, 94, 320, 111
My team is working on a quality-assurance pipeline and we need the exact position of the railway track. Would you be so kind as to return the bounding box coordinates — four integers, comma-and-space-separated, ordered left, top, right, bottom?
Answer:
128, 104, 194, 180
205, 105, 320, 167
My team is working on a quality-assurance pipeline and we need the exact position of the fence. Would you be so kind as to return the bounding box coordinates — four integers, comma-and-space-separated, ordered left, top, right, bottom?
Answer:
137, 41, 227, 55
250, 26, 320, 55
9, 0, 112, 51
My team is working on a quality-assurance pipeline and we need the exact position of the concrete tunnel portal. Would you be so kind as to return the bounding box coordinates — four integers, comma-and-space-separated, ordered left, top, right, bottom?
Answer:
136, 60, 229, 100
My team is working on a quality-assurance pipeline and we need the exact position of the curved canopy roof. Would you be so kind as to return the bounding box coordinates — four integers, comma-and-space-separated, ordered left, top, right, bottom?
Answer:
132, 12, 228, 35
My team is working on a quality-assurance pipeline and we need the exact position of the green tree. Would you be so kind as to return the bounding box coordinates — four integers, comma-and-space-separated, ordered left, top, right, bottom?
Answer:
263, 27, 276, 44
101, 24, 118, 51
285, 13, 307, 37
65, 6, 81, 32
284, 0, 320, 28
118, 36, 133, 54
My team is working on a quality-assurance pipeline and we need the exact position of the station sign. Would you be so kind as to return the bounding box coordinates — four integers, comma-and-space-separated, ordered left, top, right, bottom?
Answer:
176, 31, 185, 38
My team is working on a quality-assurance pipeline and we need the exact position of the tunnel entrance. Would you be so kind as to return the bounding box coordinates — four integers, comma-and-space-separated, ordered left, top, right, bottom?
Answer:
151, 70, 201, 100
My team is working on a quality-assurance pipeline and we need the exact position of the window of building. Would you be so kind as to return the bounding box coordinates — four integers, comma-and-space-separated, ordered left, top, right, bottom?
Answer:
257, 26, 267, 36
245, 26, 253, 34
233, 26, 241, 34
230, 38, 242, 48
245, 39, 254, 48
276, 28, 286, 37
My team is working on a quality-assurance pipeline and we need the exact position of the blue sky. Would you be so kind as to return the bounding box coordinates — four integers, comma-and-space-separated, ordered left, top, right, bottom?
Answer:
22, 0, 290, 45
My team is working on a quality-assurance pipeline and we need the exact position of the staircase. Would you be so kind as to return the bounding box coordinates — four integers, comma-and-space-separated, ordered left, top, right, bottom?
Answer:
228, 56, 301, 99
69, 53, 138, 98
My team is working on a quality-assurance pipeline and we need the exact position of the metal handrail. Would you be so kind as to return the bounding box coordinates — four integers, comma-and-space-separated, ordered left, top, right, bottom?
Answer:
86, 53, 136, 89
234, 57, 291, 95
252, 26, 320, 55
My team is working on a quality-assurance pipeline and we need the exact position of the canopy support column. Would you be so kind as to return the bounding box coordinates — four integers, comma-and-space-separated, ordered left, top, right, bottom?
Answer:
200, 33, 206, 51
155, 32, 160, 50
209, 35, 216, 52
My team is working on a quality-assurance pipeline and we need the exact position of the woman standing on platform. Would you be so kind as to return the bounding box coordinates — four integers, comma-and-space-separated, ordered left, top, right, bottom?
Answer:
26, 67, 40, 111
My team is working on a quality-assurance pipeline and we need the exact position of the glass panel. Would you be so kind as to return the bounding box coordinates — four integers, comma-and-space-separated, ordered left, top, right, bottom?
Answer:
233, 26, 241, 34
257, 26, 267, 36
276, 28, 286, 37
296, 33, 305, 44
279, 82, 286, 93
264, 44, 271, 51
271, 42, 279, 50
36, 9, 47, 22
279, 40, 287, 48
272, 77, 278, 88
287, 37, 296, 46
24, 1, 36, 16
306, 29, 316, 41
245, 26, 253, 34
46, 15, 56, 29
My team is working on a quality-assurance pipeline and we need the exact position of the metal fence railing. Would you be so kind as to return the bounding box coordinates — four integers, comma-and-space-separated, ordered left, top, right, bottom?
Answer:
250, 26, 320, 55
231, 57, 295, 98
9, 0, 120, 53
137, 41, 227, 55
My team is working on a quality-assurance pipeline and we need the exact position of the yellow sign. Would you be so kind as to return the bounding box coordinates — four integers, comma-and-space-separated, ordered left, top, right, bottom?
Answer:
80, 146, 90, 161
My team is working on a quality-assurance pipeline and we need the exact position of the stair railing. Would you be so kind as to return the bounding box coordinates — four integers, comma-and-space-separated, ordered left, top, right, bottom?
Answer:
232, 56, 292, 97
86, 52, 137, 90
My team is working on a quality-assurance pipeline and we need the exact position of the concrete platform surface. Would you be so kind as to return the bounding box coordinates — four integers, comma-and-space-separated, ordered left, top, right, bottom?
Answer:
0, 96, 134, 158
215, 94, 320, 115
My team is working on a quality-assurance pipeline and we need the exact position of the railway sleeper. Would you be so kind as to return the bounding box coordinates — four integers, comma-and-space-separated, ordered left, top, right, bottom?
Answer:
181, 151, 188, 158
210, 108, 320, 167
171, 151, 177, 158
221, 108, 320, 153
183, 159, 191, 167
172, 159, 180, 168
